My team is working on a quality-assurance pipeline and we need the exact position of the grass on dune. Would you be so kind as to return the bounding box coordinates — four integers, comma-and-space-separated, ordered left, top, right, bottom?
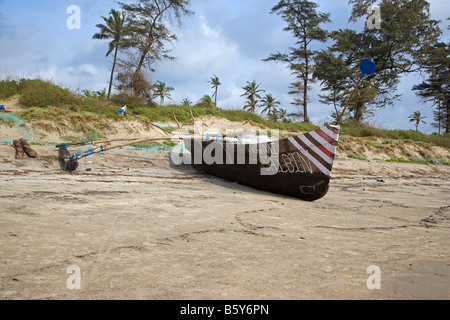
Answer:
0, 78, 448, 151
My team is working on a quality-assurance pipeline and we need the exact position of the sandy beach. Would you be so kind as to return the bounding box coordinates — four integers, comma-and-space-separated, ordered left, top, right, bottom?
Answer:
2, 0, 450, 304
0, 142, 449, 300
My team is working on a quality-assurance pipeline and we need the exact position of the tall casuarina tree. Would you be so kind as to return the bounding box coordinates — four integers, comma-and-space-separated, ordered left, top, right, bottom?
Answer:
264, 0, 330, 123
118, 0, 193, 97
93, 9, 127, 99
413, 42, 450, 134
329, 0, 443, 122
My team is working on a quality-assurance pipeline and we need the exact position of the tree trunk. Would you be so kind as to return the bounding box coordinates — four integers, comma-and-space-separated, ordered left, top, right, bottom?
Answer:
446, 98, 450, 134
303, 47, 309, 123
354, 102, 364, 122
132, 41, 152, 97
333, 88, 339, 119
133, 56, 146, 97
108, 46, 118, 100
437, 100, 441, 135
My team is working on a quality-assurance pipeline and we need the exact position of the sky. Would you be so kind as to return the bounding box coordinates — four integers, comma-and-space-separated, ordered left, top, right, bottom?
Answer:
0, 0, 449, 133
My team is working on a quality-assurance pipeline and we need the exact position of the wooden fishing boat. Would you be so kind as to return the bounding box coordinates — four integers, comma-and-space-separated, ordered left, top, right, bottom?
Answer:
183, 125, 340, 201
56, 59, 376, 201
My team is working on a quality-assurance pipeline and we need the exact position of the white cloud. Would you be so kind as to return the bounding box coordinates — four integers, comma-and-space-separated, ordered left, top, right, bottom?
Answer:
199, 16, 221, 40
154, 14, 242, 104
163, 15, 240, 80
28, 66, 60, 83
79, 64, 99, 77
217, 82, 245, 109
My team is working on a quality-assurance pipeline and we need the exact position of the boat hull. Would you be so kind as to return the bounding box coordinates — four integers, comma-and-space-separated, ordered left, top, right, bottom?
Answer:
183, 126, 340, 201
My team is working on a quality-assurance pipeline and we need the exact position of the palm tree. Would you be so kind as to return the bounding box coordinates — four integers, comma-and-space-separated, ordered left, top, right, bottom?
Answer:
95, 88, 107, 100
82, 89, 93, 99
267, 108, 290, 123
241, 81, 265, 101
243, 96, 259, 113
209, 75, 221, 107
241, 81, 265, 113
268, 108, 280, 122
93, 9, 127, 99
278, 108, 291, 123
261, 93, 281, 116
197, 95, 215, 109
181, 98, 192, 107
153, 81, 174, 105
408, 111, 427, 132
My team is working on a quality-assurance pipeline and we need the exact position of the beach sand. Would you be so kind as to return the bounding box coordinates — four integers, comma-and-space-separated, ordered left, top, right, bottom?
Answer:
0, 143, 449, 300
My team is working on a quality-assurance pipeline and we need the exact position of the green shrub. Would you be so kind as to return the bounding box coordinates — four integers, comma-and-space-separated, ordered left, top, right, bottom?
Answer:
386, 157, 424, 164
18, 79, 79, 108
79, 99, 118, 119
129, 105, 320, 134
0, 80, 19, 99
272, 121, 319, 132
340, 120, 449, 148
348, 153, 367, 161
110, 93, 153, 110
384, 157, 449, 165
133, 105, 220, 123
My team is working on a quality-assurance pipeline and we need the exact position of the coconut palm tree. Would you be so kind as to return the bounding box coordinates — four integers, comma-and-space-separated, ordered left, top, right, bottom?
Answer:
268, 108, 280, 122
209, 75, 221, 107
82, 89, 94, 99
261, 93, 281, 116
93, 9, 127, 99
181, 98, 192, 107
241, 81, 265, 113
278, 108, 290, 123
153, 81, 174, 105
267, 108, 290, 123
408, 111, 427, 132
241, 81, 265, 101
243, 96, 260, 113
197, 95, 215, 109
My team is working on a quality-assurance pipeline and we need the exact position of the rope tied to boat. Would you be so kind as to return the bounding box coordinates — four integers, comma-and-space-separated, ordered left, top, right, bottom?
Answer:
69, 148, 94, 161
68, 145, 104, 161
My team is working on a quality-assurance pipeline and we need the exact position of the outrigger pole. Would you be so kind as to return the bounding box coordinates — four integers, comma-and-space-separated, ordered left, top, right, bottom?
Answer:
57, 135, 178, 172
57, 108, 221, 172
56, 131, 230, 172
336, 59, 376, 126
58, 105, 179, 171
119, 105, 172, 135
